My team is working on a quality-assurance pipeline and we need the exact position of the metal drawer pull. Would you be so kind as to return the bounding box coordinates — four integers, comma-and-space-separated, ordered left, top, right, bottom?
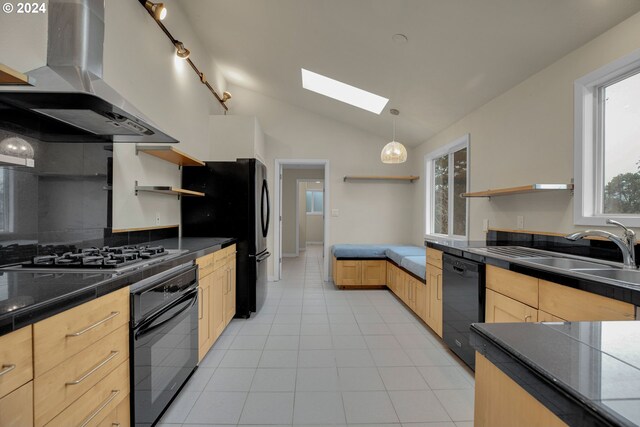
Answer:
66, 351, 119, 385
198, 287, 203, 320
524, 315, 532, 322
66, 312, 120, 337
79, 389, 120, 427
0, 364, 16, 377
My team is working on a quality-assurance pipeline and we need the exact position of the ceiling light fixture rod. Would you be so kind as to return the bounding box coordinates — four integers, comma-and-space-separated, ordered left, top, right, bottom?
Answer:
137, 0, 229, 111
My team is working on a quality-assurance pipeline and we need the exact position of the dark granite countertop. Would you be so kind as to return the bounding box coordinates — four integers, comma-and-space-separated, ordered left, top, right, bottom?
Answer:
471, 321, 640, 427
0, 237, 235, 336
424, 238, 640, 306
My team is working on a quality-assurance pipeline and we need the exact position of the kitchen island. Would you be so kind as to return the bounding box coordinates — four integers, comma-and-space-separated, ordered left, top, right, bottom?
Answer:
471, 321, 640, 427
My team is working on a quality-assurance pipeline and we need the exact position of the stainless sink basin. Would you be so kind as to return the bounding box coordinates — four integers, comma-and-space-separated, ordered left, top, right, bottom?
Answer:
577, 269, 640, 285
521, 257, 613, 270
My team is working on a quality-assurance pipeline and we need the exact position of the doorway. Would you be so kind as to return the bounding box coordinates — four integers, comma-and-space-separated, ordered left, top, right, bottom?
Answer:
273, 159, 330, 282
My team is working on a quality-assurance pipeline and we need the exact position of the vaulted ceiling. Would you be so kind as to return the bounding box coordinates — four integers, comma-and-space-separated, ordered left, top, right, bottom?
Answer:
181, 0, 640, 146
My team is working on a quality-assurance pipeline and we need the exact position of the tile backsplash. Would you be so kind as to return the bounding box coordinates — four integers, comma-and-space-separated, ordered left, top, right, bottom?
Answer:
0, 131, 177, 266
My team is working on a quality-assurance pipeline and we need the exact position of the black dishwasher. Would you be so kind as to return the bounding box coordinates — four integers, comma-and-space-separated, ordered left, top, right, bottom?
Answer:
442, 254, 485, 369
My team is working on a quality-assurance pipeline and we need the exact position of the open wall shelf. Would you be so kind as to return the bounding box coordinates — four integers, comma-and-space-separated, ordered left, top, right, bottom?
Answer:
343, 175, 420, 183
135, 184, 205, 199
462, 184, 574, 198
136, 145, 205, 167
0, 64, 34, 85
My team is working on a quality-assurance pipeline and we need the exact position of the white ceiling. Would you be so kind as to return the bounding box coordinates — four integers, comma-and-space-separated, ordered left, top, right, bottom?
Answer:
181, 0, 640, 146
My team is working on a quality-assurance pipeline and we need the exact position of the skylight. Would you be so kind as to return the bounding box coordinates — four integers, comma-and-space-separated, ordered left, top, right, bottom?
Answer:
301, 68, 388, 114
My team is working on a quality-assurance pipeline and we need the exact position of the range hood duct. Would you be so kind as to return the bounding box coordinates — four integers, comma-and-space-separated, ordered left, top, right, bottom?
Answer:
0, 0, 178, 143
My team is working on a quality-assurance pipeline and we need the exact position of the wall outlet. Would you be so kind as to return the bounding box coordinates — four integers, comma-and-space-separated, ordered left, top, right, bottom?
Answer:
516, 215, 524, 230
331, 209, 340, 217
482, 219, 489, 232
155, 212, 161, 225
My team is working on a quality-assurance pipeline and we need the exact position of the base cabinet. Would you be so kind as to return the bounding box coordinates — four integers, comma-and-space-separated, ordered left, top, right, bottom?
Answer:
197, 244, 237, 363
425, 265, 443, 337
0, 381, 33, 427
475, 353, 567, 427
485, 289, 538, 323
333, 257, 386, 287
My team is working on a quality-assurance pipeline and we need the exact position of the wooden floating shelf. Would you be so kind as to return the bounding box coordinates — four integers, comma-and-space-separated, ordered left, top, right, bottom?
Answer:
462, 184, 574, 198
0, 63, 34, 85
135, 185, 205, 198
136, 145, 205, 167
344, 175, 420, 183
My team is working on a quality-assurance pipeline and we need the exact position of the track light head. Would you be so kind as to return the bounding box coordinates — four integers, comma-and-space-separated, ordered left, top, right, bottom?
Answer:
221, 91, 232, 103
144, 1, 166, 21
174, 41, 190, 59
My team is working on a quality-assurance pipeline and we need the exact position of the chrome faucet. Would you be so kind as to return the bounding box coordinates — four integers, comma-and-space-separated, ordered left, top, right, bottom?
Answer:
565, 219, 637, 269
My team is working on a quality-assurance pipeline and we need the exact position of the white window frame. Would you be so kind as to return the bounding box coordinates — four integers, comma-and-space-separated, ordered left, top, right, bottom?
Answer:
424, 134, 470, 240
306, 189, 323, 216
574, 48, 640, 227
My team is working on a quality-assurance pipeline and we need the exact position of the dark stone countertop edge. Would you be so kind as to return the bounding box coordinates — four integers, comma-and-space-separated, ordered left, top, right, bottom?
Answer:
1, 237, 236, 336
470, 324, 632, 427
424, 240, 640, 307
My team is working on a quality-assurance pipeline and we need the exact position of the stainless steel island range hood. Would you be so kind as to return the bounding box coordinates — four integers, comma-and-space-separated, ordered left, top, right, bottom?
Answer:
0, 0, 178, 143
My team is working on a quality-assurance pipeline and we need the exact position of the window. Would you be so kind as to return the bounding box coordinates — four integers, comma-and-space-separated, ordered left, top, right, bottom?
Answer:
425, 135, 469, 239
575, 50, 640, 226
306, 190, 323, 215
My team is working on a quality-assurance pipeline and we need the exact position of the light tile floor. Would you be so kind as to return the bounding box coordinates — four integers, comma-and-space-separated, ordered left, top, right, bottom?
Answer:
159, 245, 474, 427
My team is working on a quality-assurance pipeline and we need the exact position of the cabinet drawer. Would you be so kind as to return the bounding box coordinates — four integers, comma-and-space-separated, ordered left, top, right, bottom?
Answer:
196, 253, 215, 278
485, 289, 537, 323
45, 360, 129, 427
486, 265, 538, 308
539, 280, 635, 321
0, 381, 33, 427
213, 248, 229, 271
35, 324, 129, 427
426, 248, 443, 269
0, 325, 32, 399
96, 393, 130, 427
34, 287, 129, 377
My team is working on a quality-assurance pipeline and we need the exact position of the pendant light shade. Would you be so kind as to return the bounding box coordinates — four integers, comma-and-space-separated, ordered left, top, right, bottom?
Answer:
381, 108, 407, 164
381, 140, 407, 163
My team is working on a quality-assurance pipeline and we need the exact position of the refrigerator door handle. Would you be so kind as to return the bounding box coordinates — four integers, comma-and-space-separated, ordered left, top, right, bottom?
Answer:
261, 179, 270, 238
256, 251, 271, 263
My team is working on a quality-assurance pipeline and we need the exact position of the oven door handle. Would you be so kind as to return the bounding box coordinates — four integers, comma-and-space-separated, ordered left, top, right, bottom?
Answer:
134, 288, 198, 341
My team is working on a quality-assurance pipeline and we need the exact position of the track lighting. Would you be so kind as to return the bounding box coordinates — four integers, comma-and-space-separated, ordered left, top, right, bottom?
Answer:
174, 41, 190, 59
144, 1, 167, 21
221, 91, 232, 103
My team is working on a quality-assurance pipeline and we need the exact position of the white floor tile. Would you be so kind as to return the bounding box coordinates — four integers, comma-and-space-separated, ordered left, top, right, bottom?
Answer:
184, 391, 247, 424
250, 368, 297, 392
378, 367, 429, 390
293, 391, 346, 424
296, 367, 340, 391
342, 391, 400, 424
338, 367, 385, 391
389, 390, 452, 423
239, 392, 294, 424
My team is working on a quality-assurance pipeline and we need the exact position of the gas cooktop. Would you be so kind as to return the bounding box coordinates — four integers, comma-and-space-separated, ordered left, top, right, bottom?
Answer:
3, 245, 187, 274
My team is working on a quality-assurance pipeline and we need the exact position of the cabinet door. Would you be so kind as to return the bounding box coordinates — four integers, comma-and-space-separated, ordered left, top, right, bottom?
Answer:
337, 261, 362, 286
225, 259, 237, 325
485, 289, 537, 323
539, 280, 635, 321
362, 260, 387, 286
198, 276, 212, 362
426, 268, 443, 337
0, 381, 33, 427
386, 262, 394, 289
414, 281, 427, 321
486, 265, 538, 308
211, 268, 226, 342
538, 310, 566, 322
0, 326, 32, 399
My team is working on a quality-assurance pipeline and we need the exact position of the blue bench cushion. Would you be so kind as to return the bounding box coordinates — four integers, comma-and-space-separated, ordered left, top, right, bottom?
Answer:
385, 246, 425, 266
400, 256, 427, 280
332, 244, 390, 259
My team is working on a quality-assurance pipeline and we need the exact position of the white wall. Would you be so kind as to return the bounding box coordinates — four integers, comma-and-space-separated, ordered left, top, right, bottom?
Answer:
228, 84, 419, 277
282, 169, 323, 255
305, 182, 324, 243
412, 11, 640, 244
103, 0, 227, 231
298, 182, 307, 250
208, 115, 266, 163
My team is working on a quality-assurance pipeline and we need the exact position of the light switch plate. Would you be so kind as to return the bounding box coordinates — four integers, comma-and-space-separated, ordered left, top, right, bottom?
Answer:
517, 215, 524, 229
483, 219, 489, 232
331, 209, 340, 217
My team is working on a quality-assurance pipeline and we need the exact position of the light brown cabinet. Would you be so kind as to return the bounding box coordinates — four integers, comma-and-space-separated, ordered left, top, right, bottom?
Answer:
475, 353, 567, 427
0, 326, 33, 400
0, 381, 33, 427
425, 264, 443, 337
539, 279, 634, 321
486, 265, 538, 308
197, 244, 237, 362
333, 258, 386, 287
486, 288, 538, 323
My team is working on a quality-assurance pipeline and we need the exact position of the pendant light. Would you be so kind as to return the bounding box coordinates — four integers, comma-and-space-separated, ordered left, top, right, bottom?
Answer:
381, 108, 407, 164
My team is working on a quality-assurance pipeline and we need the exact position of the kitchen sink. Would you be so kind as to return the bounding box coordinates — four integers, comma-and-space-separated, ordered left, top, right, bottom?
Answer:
575, 269, 640, 285
522, 257, 613, 270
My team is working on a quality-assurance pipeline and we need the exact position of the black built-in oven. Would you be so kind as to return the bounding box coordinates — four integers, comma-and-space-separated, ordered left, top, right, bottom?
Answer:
130, 263, 199, 427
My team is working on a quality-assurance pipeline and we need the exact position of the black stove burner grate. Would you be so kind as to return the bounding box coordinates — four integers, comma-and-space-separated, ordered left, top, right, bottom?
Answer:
27, 245, 168, 270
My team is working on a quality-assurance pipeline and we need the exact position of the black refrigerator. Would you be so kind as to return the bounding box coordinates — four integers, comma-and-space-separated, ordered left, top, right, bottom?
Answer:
182, 158, 270, 318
